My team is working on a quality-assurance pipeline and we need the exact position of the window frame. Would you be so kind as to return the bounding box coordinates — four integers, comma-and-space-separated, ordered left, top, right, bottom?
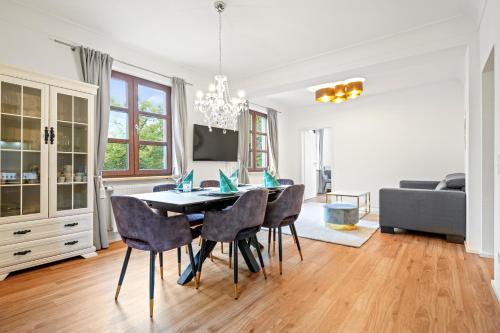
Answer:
103, 71, 172, 178
248, 110, 269, 172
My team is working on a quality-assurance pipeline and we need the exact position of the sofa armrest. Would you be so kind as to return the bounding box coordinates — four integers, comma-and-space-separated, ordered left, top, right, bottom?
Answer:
399, 180, 440, 189
379, 188, 466, 237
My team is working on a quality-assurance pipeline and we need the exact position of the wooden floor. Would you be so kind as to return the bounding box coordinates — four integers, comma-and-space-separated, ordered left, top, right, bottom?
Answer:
1, 213, 499, 332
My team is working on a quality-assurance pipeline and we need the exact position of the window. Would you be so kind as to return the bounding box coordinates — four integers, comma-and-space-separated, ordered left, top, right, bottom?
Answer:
103, 72, 172, 177
248, 110, 269, 171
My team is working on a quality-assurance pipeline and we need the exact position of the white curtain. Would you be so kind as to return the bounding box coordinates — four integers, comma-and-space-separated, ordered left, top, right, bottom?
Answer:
237, 105, 250, 183
267, 108, 279, 177
77, 46, 113, 250
171, 77, 187, 176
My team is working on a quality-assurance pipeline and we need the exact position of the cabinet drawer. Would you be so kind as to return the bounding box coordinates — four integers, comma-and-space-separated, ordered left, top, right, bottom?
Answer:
0, 231, 92, 268
0, 214, 92, 246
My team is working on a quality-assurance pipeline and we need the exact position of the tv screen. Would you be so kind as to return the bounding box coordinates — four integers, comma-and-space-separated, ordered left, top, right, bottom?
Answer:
193, 124, 238, 161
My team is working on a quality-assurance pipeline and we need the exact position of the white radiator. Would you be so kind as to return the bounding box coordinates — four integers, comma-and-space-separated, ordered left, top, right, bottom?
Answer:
103, 183, 165, 232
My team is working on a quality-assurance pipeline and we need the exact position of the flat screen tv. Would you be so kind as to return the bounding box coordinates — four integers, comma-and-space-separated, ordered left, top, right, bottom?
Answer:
193, 124, 238, 161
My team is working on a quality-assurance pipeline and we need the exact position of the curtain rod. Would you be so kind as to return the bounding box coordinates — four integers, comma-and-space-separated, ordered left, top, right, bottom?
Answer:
249, 102, 283, 113
53, 38, 281, 112
53, 38, 193, 86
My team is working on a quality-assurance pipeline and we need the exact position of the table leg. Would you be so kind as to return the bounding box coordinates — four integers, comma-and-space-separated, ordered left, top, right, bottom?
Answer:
177, 237, 261, 285
238, 239, 261, 273
177, 240, 217, 285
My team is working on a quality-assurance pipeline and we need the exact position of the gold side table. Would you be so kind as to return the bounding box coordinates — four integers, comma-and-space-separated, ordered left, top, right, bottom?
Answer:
325, 190, 371, 219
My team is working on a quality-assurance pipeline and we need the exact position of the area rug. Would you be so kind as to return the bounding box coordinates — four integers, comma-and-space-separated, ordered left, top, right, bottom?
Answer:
281, 202, 379, 248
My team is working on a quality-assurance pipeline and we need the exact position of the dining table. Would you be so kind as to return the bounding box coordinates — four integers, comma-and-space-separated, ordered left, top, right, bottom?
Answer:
129, 185, 285, 286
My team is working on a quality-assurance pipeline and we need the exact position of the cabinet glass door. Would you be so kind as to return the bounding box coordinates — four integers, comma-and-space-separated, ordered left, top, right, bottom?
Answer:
0, 77, 48, 221
52, 89, 91, 215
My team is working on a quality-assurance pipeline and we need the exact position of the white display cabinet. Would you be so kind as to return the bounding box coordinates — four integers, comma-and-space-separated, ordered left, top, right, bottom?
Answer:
0, 65, 97, 280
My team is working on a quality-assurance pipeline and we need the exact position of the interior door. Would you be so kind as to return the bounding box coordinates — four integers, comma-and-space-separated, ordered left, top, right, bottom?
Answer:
49, 87, 94, 217
0, 75, 49, 223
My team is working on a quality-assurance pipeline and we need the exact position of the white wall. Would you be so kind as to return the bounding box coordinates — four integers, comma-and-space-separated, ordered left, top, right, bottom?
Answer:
0, 1, 233, 187
279, 80, 465, 209
476, 0, 500, 300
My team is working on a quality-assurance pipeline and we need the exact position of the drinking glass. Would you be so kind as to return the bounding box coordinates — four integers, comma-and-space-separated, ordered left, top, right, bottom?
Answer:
172, 167, 182, 186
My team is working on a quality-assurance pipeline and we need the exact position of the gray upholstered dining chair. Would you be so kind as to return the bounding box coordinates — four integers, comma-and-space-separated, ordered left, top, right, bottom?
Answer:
196, 189, 269, 299
153, 183, 177, 192
199, 179, 225, 253
152, 183, 204, 275
278, 178, 294, 186
263, 184, 305, 275
200, 179, 220, 188
111, 196, 198, 319
266, 179, 294, 251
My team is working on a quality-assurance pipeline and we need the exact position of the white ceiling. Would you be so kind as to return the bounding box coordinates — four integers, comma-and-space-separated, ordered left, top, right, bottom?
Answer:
262, 47, 465, 109
12, 0, 477, 78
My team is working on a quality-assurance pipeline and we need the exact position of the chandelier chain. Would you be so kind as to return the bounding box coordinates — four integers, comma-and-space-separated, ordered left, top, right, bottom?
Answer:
218, 10, 222, 74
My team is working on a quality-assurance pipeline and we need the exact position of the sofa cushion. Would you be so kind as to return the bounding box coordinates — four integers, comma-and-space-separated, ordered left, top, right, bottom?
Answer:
445, 173, 465, 189
435, 180, 448, 190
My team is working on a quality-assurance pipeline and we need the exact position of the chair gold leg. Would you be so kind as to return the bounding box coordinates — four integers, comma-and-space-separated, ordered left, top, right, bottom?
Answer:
234, 283, 238, 300
114, 284, 121, 300
178, 262, 181, 276
160, 266, 164, 280
149, 299, 154, 319
185, 245, 188, 254
279, 261, 282, 275
210, 252, 214, 262
196, 271, 201, 289
221, 242, 224, 253
262, 267, 268, 280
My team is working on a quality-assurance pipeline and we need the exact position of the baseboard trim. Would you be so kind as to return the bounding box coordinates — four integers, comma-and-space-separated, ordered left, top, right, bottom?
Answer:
464, 241, 481, 254
491, 280, 500, 303
480, 252, 494, 259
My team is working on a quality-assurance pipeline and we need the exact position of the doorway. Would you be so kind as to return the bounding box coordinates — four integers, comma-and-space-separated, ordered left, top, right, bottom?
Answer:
301, 128, 332, 200
482, 47, 495, 257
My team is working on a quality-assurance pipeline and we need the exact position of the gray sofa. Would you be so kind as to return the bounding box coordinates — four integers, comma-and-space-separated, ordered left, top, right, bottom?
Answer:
379, 173, 466, 243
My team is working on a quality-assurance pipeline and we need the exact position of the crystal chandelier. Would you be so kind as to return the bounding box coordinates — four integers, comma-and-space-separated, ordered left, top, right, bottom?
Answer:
195, 1, 248, 132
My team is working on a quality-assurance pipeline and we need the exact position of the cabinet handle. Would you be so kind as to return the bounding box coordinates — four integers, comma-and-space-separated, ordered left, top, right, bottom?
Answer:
13, 229, 31, 235
13, 250, 31, 256
64, 223, 79, 228
44, 127, 49, 144
49, 127, 55, 144
64, 240, 79, 246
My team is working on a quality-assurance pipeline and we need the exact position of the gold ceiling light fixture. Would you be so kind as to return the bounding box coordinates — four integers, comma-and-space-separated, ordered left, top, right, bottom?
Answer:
315, 87, 335, 103
314, 78, 365, 104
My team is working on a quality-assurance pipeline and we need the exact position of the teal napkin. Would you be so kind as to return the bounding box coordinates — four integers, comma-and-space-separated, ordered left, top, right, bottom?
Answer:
219, 169, 238, 193
176, 170, 193, 190
263, 170, 280, 188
